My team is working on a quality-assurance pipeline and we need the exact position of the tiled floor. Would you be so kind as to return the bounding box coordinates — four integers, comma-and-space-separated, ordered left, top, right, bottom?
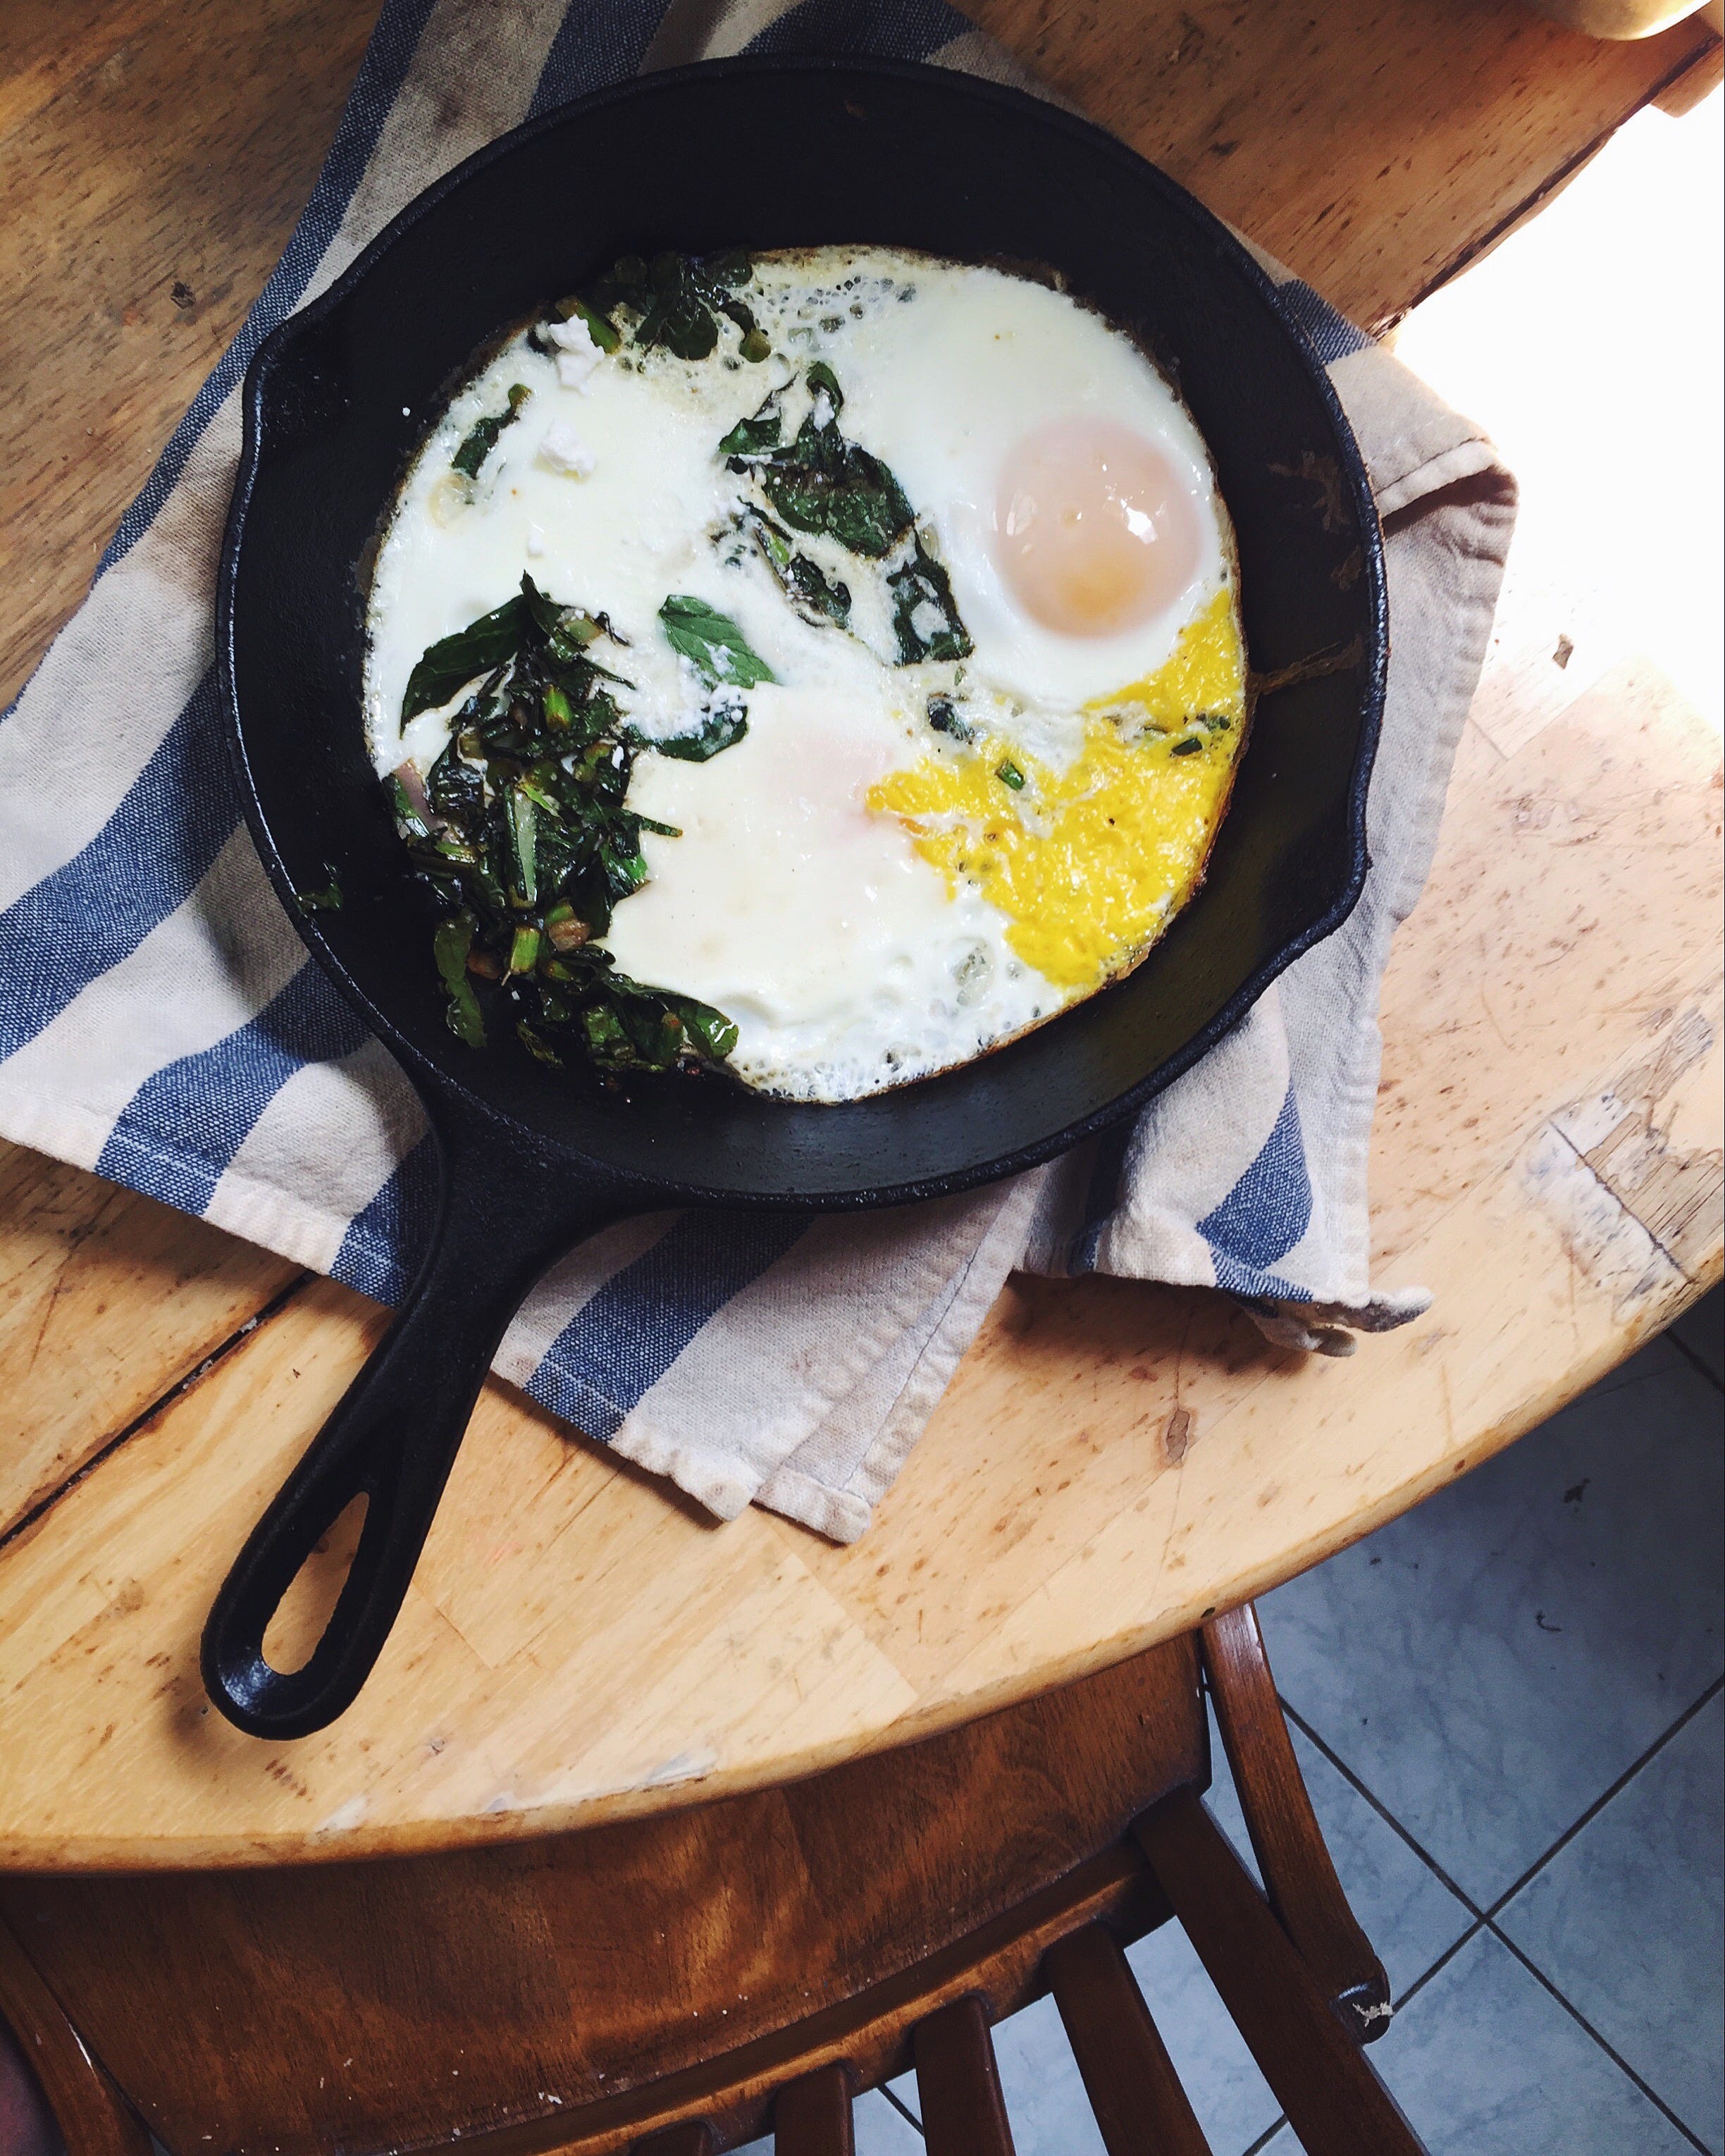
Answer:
825, 1287, 1725, 2156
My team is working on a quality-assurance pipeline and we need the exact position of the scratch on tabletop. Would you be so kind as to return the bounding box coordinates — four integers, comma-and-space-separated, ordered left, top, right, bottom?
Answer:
1477, 982, 1515, 1055
21, 1251, 76, 1377
0, 1274, 311, 1560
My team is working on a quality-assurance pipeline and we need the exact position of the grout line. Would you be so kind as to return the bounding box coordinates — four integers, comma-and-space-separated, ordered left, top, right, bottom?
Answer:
0, 1274, 311, 1559
1282, 1673, 1725, 1947
1282, 1679, 1722, 2149
1663, 1324, 1725, 1396
1240, 2116, 1290, 2155
1481, 1675, 1725, 1922
1390, 1916, 1489, 2012
1276, 1695, 1488, 1919
878, 2081, 924, 2134
1372, 1916, 1712, 2155
1485, 1922, 1714, 2155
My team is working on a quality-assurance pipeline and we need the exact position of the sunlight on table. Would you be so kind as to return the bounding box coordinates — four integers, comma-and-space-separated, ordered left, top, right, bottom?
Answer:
1395, 85, 1723, 738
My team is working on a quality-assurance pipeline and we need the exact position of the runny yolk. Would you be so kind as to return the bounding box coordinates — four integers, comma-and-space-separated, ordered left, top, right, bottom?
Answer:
994, 418, 1202, 638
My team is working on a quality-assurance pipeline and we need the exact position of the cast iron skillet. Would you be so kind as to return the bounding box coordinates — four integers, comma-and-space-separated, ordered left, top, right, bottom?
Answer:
206, 55, 1386, 1740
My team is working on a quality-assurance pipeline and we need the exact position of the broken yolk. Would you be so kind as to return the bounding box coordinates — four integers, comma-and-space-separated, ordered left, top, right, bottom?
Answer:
867, 589, 1246, 992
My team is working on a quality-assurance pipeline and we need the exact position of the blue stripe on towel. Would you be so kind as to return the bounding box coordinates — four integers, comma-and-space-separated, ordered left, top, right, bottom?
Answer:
1198, 1085, 1314, 1301
748, 0, 973, 59
0, 0, 1366, 1420
0, 673, 240, 1062
95, 0, 440, 579
531, 0, 676, 113
94, 961, 368, 1214
533, 1210, 809, 1436
1208, 1250, 1308, 1301
332, 1135, 441, 1304
1275, 278, 1372, 365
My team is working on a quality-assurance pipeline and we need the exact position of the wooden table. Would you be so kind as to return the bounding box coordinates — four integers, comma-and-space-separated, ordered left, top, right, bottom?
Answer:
0, 0, 1720, 1873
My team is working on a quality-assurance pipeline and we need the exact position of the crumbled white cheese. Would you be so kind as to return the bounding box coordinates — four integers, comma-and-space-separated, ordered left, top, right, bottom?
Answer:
548, 314, 600, 392
538, 421, 595, 477
626, 658, 722, 746
524, 522, 547, 558
910, 600, 946, 646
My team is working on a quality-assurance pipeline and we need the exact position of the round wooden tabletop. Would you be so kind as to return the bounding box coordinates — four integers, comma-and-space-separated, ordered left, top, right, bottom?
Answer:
1, 0, 1719, 1870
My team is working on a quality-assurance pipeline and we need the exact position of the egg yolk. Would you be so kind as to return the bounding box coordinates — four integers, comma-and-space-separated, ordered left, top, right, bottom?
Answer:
994, 418, 1203, 639
868, 589, 1246, 992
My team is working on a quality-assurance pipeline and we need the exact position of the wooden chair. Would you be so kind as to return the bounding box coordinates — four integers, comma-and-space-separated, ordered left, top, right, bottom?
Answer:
0, 1604, 1425, 2156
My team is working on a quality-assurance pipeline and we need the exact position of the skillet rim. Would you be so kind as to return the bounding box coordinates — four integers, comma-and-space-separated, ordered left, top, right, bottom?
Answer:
217, 51, 1388, 1213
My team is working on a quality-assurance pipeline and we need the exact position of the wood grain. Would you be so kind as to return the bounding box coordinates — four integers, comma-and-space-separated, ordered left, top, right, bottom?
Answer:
0, 1641, 1194, 2152
0, 1915, 147, 2156
0, 0, 1718, 1866
635, 2126, 715, 2156
0, 1608, 1418, 2151
914, 1997, 1018, 2156
2, 0, 1707, 718
966, 0, 1713, 331
0, 665, 1714, 1864
772, 2069, 855, 2156
0, 0, 377, 709
0, 1143, 298, 1537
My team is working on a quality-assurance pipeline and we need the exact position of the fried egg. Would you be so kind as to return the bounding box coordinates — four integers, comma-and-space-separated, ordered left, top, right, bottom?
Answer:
366, 247, 1247, 1102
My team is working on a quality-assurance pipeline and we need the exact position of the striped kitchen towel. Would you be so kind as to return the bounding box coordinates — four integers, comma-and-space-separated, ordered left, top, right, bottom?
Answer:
0, 0, 1515, 1543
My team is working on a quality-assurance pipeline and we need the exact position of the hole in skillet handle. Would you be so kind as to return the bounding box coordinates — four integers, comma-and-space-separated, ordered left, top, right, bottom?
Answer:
199, 1099, 646, 1740
263, 1491, 370, 1673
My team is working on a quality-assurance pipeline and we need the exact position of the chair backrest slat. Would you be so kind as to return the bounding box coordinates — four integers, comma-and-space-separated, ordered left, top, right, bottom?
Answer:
774, 2064, 854, 2156
1046, 1924, 1213, 2156
914, 1995, 1018, 2156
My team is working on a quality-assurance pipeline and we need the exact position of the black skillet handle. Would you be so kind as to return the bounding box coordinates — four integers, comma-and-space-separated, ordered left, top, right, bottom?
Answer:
201, 1101, 643, 1739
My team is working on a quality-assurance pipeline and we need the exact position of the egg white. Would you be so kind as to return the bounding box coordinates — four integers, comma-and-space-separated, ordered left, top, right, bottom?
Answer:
365, 247, 1239, 1101
604, 684, 1048, 1100
746, 254, 1232, 713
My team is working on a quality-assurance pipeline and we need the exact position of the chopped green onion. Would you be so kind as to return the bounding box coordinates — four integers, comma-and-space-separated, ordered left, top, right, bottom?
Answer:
554, 294, 622, 352
543, 904, 588, 954
507, 786, 538, 906
295, 872, 342, 916
433, 918, 486, 1047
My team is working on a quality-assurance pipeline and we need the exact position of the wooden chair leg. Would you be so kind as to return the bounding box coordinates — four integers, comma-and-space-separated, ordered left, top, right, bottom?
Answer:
1045, 1926, 1212, 2156
1134, 1792, 1428, 2156
775, 2063, 854, 2155
914, 1995, 1017, 2156
1202, 1603, 1393, 2041
0, 1917, 150, 2156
